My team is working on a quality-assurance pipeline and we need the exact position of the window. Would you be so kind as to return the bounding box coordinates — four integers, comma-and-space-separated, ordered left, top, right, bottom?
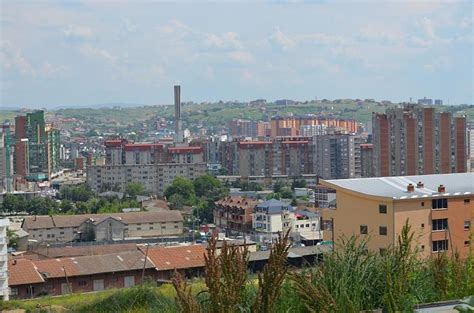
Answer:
432, 239, 449, 252
379, 205, 387, 214
174, 225, 179, 229
10, 288, 18, 296
379, 226, 387, 236
432, 198, 448, 209
464, 241, 470, 246
78, 280, 87, 286
420, 245, 425, 251
379, 248, 387, 255
421, 202, 425, 207
360, 225, 368, 235
421, 223, 425, 228
60, 231, 64, 235
149, 227, 154, 230
432, 219, 448, 231
137, 227, 141, 231
464, 221, 471, 230
464, 199, 470, 204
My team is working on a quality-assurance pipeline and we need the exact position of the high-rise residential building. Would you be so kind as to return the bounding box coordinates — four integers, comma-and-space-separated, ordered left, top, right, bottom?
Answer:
321, 173, 474, 259
13, 111, 60, 181
219, 134, 363, 180
0, 218, 9, 301
271, 116, 357, 137
228, 119, 270, 138
87, 139, 206, 195
299, 124, 327, 137
0, 125, 14, 192
360, 143, 374, 178
316, 134, 362, 179
372, 104, 467, 177
417, 97, 433, 105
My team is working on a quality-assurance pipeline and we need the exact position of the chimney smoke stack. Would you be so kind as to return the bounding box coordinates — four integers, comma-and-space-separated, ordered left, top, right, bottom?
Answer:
438, 185, 446, 193
407, 183, 415, 193
174, 85, 183, 143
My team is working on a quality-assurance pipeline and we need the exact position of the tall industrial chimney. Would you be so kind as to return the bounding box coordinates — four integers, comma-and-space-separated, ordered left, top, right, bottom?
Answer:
174, 85, 183, 143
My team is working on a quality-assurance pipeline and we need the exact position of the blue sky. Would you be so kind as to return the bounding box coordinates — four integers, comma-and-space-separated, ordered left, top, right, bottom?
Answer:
1, 1, 472, 108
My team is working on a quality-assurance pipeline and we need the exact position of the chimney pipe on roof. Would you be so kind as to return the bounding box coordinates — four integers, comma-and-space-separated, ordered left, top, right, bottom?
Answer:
416, 181, 424, 188
438, 185, 446, 193
407, 183, 415, 193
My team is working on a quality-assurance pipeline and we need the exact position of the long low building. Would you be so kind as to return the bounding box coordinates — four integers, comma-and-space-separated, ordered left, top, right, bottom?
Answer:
321, 173, 474, 259
86, 163, 207, 196
22, 211, 184, 244
8, 243, 329, 299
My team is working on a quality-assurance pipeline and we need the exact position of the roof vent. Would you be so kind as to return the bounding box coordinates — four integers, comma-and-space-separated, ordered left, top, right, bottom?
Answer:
407, 184, 415, 193
416, 181, 424, 188
438, 185, 446, 193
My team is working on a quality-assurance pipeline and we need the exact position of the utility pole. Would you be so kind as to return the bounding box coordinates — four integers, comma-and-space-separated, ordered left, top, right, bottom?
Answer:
141, 244, 149, 283
63, 266, 72, 294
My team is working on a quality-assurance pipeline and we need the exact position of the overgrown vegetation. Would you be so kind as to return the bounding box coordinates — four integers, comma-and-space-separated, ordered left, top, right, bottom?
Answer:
3, 221, 473, 312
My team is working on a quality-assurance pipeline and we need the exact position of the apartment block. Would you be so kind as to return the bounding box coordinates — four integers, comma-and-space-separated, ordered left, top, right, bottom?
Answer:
321, 173, 474, 259
13, 111, 60, 181
360, 143, 374, 177
271, 116, 358, 137
252, 199, 294, 239
214, 196, 259, 232
86, 162, 206, 196
316, 134, 362, 179
372, 104, 467, 177
219, 135, 363, 180
0, 218, 9, 301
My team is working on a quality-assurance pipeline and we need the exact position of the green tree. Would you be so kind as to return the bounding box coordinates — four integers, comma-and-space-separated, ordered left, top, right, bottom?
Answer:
125, 182, 146, 199
169, 194, 185, 210
280, 187, 293, 199
59, 199, 74, 213
60, 184, 94, 202
273, 181, 286, 193
291, 179, 307, 190
193, 174, 228, 201
165, 177, 196, 206
7, 229, 19, 250
1, 194, 26, 212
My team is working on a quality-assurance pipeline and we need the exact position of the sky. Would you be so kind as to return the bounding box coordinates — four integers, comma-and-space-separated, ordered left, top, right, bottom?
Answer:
1, 0, 473, 109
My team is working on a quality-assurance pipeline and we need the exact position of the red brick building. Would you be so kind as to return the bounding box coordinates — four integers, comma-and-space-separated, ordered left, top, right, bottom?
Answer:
214, 196, 259, 232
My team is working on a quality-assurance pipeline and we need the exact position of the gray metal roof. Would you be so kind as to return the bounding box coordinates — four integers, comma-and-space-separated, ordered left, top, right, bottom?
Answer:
255, 199, 292, 214
323, 173, 474, 200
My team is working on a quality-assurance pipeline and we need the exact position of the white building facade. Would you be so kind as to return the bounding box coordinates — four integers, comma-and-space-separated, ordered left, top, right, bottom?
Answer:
0, 218, 9, 301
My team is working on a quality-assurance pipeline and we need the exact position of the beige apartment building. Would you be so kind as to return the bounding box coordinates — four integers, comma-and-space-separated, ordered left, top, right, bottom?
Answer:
321, 173, 473, 259
22, 211, 184, 244
86, 163, 206, 196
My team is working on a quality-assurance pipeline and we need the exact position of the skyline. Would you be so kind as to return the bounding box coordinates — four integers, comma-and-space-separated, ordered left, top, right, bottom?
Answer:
1, 1, 473, 108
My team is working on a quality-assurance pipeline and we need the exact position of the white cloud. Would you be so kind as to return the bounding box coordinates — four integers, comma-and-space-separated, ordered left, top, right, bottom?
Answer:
0, 40, 36, 76
269, 27, 296, 51
79, 45, 117, 63
307, 58, 341, 75
205, 32, 243, 50
158, 19, 193, 36
228, 51, 255, 64
418, 17, 436, 39
63, 25, 94, 40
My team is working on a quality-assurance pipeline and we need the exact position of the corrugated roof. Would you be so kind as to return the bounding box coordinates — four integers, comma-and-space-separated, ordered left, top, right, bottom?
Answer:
23, 211, 183, 230
144, 245, 206, 271
34, 251, 154, 278
31, 243, 139, 259
8, 259, 45, 286
322, 173, 474, 200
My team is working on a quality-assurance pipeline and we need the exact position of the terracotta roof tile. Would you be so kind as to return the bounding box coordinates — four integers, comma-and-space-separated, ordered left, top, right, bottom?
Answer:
8, 259, 44, 286
144, 245, 206, 271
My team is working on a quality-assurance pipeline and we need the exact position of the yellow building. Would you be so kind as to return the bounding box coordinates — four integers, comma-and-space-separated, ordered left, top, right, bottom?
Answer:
321, 173, 474, 258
